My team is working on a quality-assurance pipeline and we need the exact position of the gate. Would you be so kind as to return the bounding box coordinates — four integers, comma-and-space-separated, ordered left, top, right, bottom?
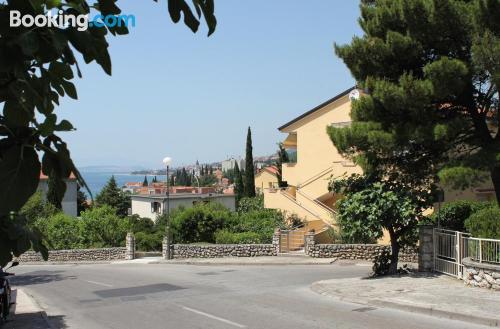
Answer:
279, 228, 306, 253
433, 228, 469, 278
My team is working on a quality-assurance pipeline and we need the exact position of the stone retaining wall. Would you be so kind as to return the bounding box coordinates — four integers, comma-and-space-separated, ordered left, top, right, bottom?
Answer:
306, 243, 418, 263
462, 257, 500, 290
17, 248, 127, 263
172, 244, 276, 258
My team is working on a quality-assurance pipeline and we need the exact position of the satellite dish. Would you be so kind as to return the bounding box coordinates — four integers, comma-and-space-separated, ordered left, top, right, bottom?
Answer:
349, 89, 360, 101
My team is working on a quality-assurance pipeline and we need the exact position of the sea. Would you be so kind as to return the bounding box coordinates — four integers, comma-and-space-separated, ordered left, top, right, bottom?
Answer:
80, 172, 167, 197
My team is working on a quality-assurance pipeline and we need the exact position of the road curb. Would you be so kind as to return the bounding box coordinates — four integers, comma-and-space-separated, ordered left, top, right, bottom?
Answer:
12, 289, 54, 329
311, 281, 500, 327
155, 260, 338, 266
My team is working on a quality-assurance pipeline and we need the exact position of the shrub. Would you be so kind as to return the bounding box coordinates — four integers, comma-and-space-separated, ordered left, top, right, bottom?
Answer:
20, 191, 59, 226
224, 209, 285, 243
37, 213, 84, 250
428, 200, 492, 231
135, 232, 163, 251
465, 205, 500, 239
170, 202, 231, 243
214, 230, 262, 244
80, 206, 130, 248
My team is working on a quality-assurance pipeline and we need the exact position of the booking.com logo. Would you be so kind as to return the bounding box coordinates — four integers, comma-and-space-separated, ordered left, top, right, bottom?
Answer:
10, 10, 136, 31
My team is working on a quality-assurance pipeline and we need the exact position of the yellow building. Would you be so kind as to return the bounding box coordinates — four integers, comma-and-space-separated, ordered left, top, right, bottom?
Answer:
264, 87, 496, 251
254, 166, 279, 194
264, 87, 363, 248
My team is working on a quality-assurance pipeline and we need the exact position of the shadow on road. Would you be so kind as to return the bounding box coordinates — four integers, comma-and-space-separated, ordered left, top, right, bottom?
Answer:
10, 270, 70, 286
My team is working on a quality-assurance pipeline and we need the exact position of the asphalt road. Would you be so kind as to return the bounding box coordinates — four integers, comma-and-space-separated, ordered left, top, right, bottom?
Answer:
10, 262, 489, 329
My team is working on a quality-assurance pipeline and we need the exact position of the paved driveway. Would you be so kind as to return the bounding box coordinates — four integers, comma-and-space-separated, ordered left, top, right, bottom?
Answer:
10, 263, 490, 329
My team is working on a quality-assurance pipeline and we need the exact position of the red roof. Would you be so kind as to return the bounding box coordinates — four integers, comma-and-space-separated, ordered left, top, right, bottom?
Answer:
40, 171, 76, 180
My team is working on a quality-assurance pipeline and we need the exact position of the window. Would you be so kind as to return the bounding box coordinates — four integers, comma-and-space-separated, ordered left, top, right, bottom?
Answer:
151, 202, 162, 214
285, 148, 297, 163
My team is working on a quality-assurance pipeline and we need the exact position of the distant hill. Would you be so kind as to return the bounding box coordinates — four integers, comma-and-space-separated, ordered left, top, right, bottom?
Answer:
80, 165, 147, 173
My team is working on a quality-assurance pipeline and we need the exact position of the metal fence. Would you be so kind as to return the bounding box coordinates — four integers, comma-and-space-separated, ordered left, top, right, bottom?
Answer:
433, 228, 470, 278
434, 228, 500, 279
463, 237, 500, 265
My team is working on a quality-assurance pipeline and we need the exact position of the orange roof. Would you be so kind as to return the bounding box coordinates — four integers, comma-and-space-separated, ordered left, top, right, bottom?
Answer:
258, 165, 279, 176
40, 171, 76, 180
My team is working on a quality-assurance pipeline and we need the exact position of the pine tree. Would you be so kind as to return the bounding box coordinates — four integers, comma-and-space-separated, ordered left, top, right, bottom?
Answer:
46, 172, 62, 210
329, 0, 500, 273
234, 162, 245, 202
95, 175, 130, 217
143, 176, 149, 187
331, 0, 500, 204
245, 127, 256, 197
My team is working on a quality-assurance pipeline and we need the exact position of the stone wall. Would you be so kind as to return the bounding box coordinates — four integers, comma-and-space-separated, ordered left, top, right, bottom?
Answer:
306, 243, 418, 263
172, 244, 277, 258
462, 257, 500, 290
17, 248, 127, 263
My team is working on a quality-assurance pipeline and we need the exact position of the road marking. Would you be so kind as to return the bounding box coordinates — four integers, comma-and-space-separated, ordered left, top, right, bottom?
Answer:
84, 280, 113, 287
180, 306, 246, 328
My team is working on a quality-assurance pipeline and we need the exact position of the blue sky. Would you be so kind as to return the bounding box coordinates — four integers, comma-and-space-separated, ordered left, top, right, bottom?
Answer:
59, 1, 362, 169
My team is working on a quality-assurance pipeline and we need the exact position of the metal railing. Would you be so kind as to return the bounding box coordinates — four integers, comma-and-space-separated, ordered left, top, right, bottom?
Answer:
463, 236, 500, 265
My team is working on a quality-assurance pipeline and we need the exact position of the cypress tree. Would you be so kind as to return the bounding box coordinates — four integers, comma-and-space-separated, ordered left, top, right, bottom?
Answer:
143, 176, 149, 187
245, 127, 256, 197
46, 172, 62, 209
234, 162, 244, 202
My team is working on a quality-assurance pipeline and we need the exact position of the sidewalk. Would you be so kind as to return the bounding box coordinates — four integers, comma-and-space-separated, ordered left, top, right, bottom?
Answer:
157, 255, 341, 265
312, 273, 500, 327
6, 289, 52, 329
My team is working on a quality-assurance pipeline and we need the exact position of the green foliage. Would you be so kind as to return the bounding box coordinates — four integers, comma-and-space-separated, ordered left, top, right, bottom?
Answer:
95, 176, 130, 217
77, 184, 89, 216
331, 0, 500, 206
438, 167, 488, 190
245, 127, 256, 197
428, 200, 492, 231
0, 0, 217, 266
372, 249, 392, 277
214, 230, 261, 244
234, 162, 245, 202
143, 176, 149, 187
335, 179, 422, 274
135, 231, 163, 251
20, 192, 59, 226
80, 206, 129, 248
36, 213, 84, 250
46, 172, 63, 209
465, 205, 500, 239
170, 202, 231, 243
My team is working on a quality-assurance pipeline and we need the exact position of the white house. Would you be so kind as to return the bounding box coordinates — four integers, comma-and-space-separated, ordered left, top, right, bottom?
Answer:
38, 172, 78, 217
131, 193, 236, 221
221, 157, 245, 172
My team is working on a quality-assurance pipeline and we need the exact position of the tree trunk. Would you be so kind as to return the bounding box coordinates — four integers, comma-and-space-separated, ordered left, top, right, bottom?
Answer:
388, 228, 400, 275
491, 165, 500, 206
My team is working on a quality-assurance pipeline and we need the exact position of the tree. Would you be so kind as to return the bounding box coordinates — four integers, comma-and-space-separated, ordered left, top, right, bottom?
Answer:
80, 205, 130, 248
245, 127, 256, 197
0, 0, 217, 266
77, 184, 89, 216
46, 172, 62, 210
234, 162, 245, 202
143, 176, 149, 187
331, 0, 499, 204
333, 178, 422, 274
275, 142, 289, 187
20, 191, 59, 226
95, 176, 130, 217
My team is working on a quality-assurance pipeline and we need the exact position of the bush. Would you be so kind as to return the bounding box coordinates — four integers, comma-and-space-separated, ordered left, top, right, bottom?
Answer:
170, 202, 231, 243
80, 206, 130, 248
465, 205, 500, 239
429, 200, 492, 231
214, 230, 262, 244
36, 213, 84, 250
135, 231, 163, 251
